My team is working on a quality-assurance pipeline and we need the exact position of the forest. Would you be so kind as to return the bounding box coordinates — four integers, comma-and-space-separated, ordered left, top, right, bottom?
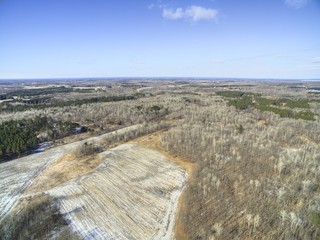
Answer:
0, 116, 86, 161
217, 90, 316, 120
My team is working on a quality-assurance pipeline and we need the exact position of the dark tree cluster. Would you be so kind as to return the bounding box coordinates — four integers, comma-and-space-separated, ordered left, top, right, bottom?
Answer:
0, 120, 37, 160
216, 91, 316, 121
6, 86, 73, 98
0, 116, 87, 161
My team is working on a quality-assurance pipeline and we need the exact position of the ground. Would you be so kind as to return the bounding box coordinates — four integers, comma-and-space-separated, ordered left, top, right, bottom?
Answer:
0, 127, 188, 240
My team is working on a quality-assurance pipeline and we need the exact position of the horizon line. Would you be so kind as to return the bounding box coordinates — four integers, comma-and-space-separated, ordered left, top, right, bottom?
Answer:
0, 76, 319, 81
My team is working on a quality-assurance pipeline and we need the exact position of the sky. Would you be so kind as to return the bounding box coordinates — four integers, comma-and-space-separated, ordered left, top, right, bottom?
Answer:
0, 0, 319, 79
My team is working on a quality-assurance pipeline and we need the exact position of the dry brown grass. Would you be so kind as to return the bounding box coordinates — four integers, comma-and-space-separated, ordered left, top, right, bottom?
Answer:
174, 190, 192, 240
25, 153, 102, 194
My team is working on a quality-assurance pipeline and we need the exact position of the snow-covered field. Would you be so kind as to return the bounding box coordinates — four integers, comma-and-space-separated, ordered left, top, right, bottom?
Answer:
0, 125, 141, 219
0, 126, 186, 239
49, 144, 186, 239
0, 147, 65, 219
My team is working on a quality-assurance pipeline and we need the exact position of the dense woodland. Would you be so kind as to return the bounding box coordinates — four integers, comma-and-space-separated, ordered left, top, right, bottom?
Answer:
217, 91, 316, 120
0, 116, 86, 161
161, 94, 320, 239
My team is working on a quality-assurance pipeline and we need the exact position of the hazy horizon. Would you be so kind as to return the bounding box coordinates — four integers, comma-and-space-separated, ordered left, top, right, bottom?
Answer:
0, 77, 320, 82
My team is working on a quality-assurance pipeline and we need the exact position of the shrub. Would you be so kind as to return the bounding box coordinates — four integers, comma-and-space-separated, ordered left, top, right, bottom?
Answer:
75, 142, 103, 157
236, 124, 244, 134
309, 211, 320, 226
228, 96, 253, 110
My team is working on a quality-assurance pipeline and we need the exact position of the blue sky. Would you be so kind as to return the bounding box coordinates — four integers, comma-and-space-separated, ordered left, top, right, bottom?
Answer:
0, 0, 319, 79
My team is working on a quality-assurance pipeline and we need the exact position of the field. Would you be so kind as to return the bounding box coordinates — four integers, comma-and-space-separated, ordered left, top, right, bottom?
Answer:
0, 79, 320, 239
0, 125, 186, 239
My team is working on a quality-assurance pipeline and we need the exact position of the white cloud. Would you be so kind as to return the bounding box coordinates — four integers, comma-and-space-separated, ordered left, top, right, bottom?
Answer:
163, 5, 218, 22
163, 8, 184, 20
285, 0, 310, 9
186, 6, 219, 22
148, 0, 165, 10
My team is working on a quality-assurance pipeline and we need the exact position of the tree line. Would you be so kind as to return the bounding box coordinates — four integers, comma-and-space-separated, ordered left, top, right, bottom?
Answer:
0, 93, 145, 113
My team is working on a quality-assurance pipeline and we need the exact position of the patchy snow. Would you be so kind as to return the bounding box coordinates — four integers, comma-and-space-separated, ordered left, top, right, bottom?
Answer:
0, 125, 142, 219
0, 147, 64, 219
0, 125, 186, 239
48, 144, 186, 240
